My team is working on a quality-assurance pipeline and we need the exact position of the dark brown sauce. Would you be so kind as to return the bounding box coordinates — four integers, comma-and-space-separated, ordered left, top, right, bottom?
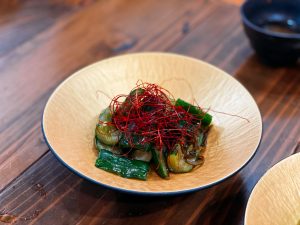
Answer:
261, 19, 300, 35
264, 23, 299, 34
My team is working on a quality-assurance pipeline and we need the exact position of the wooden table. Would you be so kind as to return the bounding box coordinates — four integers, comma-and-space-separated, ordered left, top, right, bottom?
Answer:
0, 0, 299, 224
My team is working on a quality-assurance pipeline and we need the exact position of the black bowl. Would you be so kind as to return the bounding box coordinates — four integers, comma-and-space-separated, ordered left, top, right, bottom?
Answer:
241, 0, 300, 65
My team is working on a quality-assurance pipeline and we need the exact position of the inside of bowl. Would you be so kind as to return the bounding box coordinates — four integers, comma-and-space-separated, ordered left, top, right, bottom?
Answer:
243, 0, 300, 34
245, 153, 300, 225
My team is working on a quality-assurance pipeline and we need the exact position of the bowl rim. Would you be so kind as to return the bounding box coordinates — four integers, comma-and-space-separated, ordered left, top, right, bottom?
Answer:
41, 52, 263, 195
240, 0, 300, 39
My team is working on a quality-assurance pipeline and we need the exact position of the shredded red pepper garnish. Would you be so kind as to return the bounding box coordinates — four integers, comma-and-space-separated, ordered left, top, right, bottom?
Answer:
101, 81, 204, 151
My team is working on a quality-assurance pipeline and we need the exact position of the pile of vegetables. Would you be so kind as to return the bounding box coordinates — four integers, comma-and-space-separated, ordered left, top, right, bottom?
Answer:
94, 82, 212, 180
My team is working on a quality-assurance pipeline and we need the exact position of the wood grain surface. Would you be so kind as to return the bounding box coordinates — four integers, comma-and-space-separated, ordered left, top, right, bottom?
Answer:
0, 0, 299, 224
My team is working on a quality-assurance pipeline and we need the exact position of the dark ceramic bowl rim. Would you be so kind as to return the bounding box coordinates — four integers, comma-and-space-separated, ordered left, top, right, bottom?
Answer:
241, 0, 300, 39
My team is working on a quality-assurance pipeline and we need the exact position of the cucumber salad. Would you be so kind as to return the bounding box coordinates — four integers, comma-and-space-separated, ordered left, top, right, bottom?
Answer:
94, 82, 212, 180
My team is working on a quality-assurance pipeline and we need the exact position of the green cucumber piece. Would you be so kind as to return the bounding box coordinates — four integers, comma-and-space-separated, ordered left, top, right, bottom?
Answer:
151, 147, 169, 178
95, 149, 149, 180
119, 134, 151, 151
175, 98, 212, 126
95, 137, 122, 155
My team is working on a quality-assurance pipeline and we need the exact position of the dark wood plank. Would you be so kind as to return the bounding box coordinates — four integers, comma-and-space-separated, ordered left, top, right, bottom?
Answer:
171, 11, 253, 74
0, 0, 299, 225
0, 151, 245, 225
0, 1, 300, 225
0, 0, 93, 56
0, 0, 223, 190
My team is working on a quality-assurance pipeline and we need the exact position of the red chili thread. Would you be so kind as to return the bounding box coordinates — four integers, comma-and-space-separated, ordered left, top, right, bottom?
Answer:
202, 108, 250, 123
101, 81, 205, 151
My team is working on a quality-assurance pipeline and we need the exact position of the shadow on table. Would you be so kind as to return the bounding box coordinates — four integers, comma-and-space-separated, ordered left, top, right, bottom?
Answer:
78, 179, 183, 220
78, 173, 247, 225
193, 174, 247, 225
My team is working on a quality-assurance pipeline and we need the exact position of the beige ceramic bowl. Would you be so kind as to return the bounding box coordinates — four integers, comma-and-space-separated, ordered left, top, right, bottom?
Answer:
245, 152, 300, 225
42, 53, 262, 194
